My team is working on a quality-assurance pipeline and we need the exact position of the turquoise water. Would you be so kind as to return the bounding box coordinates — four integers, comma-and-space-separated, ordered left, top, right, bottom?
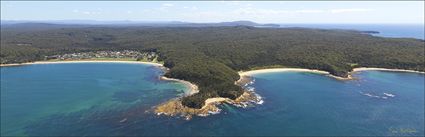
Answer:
1, 63, 424, 136
0, 63, 187, 136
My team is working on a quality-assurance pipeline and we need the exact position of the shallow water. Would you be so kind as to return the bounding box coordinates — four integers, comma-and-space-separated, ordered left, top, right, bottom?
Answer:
0, 63, 187, 136
1, 63, 424, 136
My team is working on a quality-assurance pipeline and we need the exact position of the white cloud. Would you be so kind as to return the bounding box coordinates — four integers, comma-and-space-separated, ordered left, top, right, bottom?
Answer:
159, 3, 175, 11
178, 6, 378, 23
72, 10, 101, 15
295, 10, 325, 13
162, 3, 174, 7
330, 8, 373, 13
182, 6, 198, 10
233, 8, 289, 15
72, 8, 102, 15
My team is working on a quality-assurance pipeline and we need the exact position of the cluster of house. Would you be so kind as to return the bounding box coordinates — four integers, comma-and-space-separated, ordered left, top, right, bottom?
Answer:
44, 50, 157, 61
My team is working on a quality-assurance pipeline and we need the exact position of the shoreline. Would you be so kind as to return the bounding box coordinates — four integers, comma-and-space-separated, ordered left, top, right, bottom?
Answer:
352, 67, 425, 74
239, 67, 424, 80
154, 91, 262, 120
1, 60, 201, 97
160, 76, 199, 96
4, 60, 424, 119
0, 60, 164, 67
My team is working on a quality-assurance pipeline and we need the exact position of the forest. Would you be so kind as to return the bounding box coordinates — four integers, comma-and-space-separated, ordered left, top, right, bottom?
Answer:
1, 24, 424, 108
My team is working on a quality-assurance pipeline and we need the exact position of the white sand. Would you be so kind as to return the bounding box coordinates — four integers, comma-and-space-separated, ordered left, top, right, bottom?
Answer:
0, 60, 163, 67
203, 98, 228, 109
0, 60, 202, 97
352, 67, 425, 74
239, 68, 329, 76
160, 76, 199, 96
238, 67, 424, 80
5, 61, 423, 115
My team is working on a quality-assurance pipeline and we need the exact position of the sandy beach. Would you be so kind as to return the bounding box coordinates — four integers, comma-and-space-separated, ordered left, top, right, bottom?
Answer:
238, 67, 424, 80
160, 76, 199, 96
1, 60, 203, 96
239, 68, 329, 76
352, 67, 425, 74
4, 60, 423, 120
0, 60, 164, 67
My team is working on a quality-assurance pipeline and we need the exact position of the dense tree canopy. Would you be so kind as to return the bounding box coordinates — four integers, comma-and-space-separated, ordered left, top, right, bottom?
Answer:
1, 25, 424, 108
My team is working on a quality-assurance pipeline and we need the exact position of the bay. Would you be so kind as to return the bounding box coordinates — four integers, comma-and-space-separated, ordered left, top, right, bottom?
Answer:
1, 63, 424, 136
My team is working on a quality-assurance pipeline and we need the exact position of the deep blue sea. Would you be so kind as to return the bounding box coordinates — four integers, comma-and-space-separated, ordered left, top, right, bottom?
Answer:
280, 24, 424, 39
1, 63, 424, 136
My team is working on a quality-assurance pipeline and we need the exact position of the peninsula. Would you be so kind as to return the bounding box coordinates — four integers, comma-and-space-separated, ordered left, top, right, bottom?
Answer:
1, 22, 424, 112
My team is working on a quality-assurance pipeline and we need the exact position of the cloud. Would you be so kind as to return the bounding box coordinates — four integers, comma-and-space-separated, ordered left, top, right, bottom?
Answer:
162, 3, 174, 7
330, 8, 373, 13
159, 3, 175, 11
295, 10, 325, 13
183, 6, 198, 10
220, 1, 253, 7
72, 9, 101, 15
233, 8, 289, 15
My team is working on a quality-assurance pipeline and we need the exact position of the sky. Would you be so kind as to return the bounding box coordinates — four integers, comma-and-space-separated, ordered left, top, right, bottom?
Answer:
1, 1, 424, 24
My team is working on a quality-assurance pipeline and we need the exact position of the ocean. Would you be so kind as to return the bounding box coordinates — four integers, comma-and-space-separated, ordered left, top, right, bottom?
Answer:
1, 63, 423, 136
280, 24, 424, 40
0, 63, 188, 136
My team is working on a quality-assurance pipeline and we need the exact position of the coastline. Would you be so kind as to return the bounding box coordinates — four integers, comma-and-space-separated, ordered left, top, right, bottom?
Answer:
352, 67, 425, 74
1, 60, 201, 96
238, 67, 424, 80
155, 70, 263, 120
4, 60, 424, 119
154, 90, 262, 120
239, 68, 329, 77
1, 60, 211, 119
160, 76, 199, 96
0, 60, 164, 67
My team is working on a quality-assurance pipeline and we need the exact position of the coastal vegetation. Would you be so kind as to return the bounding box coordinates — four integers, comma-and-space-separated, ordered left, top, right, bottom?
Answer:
1, 24, 424, 108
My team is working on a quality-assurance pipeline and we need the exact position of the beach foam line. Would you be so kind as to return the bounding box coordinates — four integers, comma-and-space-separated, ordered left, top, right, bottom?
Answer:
383, 93, 396, 97
359, 91, 396, 99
